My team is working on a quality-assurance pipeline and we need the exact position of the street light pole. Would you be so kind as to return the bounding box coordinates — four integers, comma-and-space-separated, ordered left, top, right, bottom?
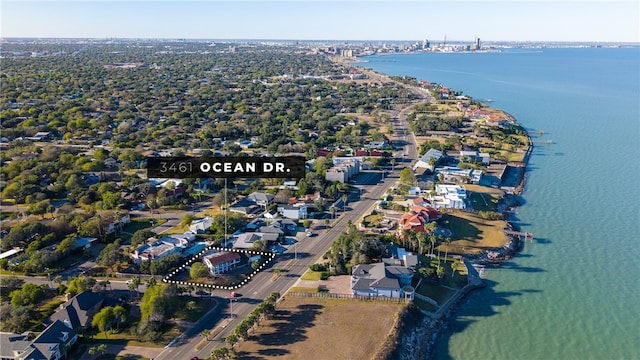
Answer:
229, 298, 237, 318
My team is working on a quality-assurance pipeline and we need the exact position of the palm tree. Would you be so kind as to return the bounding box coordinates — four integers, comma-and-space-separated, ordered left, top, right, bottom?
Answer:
329, 205, 336, 220
450, 260, 459, 279
428, 235, 436, 256
131, 275, 141, 293
444, 237, 452, 262
201, 329, 210, 341
417, 232, 428, 255
341, 194, 348, 211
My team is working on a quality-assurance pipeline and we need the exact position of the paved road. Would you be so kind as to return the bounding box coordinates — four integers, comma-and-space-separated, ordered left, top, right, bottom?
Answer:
155, 103, 419, 360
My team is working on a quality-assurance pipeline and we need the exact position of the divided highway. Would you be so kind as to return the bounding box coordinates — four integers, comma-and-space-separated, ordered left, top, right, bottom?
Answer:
156, 104, 420, 360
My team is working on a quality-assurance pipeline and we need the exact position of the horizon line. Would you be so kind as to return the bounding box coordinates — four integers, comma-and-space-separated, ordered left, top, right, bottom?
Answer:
2, 37, 639, 44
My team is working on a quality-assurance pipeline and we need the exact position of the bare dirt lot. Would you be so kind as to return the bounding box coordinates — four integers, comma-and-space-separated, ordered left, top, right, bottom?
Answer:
233, 296, 406, 360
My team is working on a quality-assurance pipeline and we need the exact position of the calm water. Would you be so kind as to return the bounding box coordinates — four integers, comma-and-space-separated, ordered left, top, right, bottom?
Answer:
362, 48, 640, 360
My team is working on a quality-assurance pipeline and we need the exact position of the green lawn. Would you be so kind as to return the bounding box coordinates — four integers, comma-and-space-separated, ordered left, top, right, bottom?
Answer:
415, 281, 458, 306
439, 211, 509, 255
361, 213, 384, 228
122, 219, 157, 233
301, 270, 324, 281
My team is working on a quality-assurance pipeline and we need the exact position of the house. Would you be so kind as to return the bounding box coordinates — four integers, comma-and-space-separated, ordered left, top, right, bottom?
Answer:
366, 140, 387, 149
105, 213, 131, 235
458, 150, 490, 165
232, 233, 261, 249
247, 192, 275, 208
0, 320, 78, 360
436, 166, 483, 184
351, 262, 414, 299
228, 197, 262, 217
203, 251, 242, 275
189, 217, 213, 234
399, 205, 441, 233
26, 131, 53, 142
0, 247, 24, 261
429, 184, 468, 209
385, 244, 419, 269
277, 204, 309, 220
413, 148, 443, 172
45, 291, 115, 330
130, 233, 195, 264
71, 237, 99, 251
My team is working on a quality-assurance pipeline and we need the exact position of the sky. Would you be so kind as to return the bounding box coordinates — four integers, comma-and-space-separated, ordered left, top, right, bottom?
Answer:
1, 1, 638, 42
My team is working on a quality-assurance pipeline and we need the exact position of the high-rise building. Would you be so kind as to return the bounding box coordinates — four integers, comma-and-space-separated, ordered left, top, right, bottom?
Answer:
474, 38, 481, 50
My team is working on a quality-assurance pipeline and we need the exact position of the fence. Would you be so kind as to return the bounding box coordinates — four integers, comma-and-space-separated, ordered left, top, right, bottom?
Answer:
287, 291, 410, 303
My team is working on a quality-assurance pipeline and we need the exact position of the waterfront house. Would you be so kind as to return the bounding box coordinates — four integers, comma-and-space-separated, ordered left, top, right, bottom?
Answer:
429, 184, 468, 209
351, 262, 414, 299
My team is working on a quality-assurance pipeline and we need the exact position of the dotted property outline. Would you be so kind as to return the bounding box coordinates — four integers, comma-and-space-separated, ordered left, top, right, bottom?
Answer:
162, 245, 278, 290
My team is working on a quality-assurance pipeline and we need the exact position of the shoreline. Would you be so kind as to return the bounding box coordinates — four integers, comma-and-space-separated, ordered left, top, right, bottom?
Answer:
339, 60, 532, 358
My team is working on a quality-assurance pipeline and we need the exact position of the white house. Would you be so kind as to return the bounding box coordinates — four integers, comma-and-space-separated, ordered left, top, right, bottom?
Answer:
429, 184, 468, 209
130, 232, 195, 264
277, 204, 309, 220
189, 217, 213, 234
203, 252, 242, 275
436, 166, 483, 184
413, 148, 443, 172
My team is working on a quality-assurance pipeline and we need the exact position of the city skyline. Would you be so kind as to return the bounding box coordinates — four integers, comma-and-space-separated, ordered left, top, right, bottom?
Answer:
1, 1, 639, 43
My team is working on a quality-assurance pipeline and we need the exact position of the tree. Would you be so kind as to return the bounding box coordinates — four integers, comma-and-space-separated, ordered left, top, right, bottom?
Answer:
131, 229, 155, 247
399, 167, 415, 185
92, 306, 115, 336
0, 304, 35, 333
67, 276, 96, 296
113, 305, 127, 330
225, 333, 238, 347
129, 275, 141, 298
436, 265, 445, 280
10, 283, 46, 307
210, 347, 233, 360
96, 241, 121, 272
451, 260, 460, 279
88, 344, 108, 358
181, 214, 195, 227
190, 262, 210, 279
56, 236, 76, 255
146, 277, 157, 287
302, 219, 312, 230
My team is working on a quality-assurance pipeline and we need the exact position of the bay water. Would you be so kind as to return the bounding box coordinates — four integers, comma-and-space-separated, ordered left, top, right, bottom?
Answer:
361, 47, 640, 359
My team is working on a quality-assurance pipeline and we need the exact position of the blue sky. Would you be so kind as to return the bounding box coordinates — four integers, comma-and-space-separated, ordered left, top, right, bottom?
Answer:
1, 1, 638, 42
